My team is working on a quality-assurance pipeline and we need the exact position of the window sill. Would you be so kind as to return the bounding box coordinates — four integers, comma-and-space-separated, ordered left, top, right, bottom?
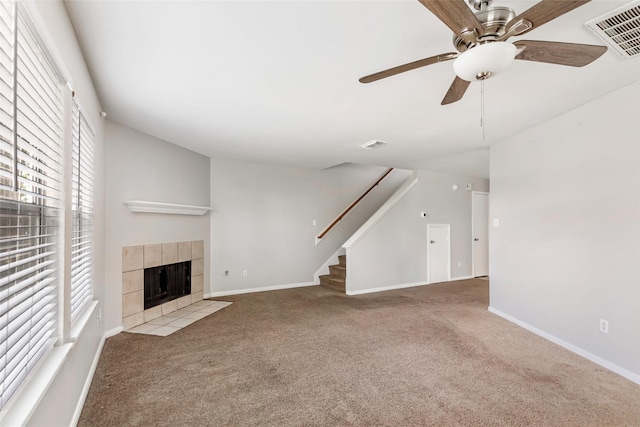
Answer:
0, 344, 72, 426
71, 300, 99, 340
0, 301, 99, 426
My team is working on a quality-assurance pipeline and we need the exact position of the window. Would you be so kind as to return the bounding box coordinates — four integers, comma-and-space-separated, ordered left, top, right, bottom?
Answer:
70, 99, 94, 324
0, 1, 15, 199
0, 1, 94, 412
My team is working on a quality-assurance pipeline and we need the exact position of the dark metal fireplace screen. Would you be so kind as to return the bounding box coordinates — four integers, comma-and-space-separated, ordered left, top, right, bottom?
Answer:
144, 261, 191, 310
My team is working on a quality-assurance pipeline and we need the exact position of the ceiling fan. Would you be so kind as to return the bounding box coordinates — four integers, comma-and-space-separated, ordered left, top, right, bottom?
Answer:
359, 0, 608, 105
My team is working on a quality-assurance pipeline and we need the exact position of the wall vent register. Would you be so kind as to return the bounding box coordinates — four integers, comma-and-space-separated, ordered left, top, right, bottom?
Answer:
586, 2, 640, 59
359, 140, 387, 150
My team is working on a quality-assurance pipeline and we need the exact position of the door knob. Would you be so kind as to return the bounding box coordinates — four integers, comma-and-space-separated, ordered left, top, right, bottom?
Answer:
430, 240, 435, 244
474, 238, 479, 241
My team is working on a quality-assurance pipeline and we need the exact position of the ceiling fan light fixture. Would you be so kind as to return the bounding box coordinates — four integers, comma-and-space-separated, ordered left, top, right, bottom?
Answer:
453, 41, 517, 81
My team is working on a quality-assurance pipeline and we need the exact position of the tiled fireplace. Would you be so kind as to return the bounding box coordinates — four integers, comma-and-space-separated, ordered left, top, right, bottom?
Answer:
122, 240, 204, 330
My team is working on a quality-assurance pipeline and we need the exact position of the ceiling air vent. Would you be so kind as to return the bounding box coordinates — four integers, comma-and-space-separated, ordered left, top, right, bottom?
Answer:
359, 140, 387, 150
586, 1, 640, 59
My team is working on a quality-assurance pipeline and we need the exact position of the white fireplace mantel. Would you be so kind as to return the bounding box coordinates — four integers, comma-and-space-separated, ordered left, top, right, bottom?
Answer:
124, 200, 211, 215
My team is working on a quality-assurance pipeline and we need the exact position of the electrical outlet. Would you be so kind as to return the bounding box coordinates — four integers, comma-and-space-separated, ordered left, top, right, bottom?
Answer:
600, 319, 609, 334
457, 261, 461, 267
242, 269, 248, 277
97, 308, 102, 326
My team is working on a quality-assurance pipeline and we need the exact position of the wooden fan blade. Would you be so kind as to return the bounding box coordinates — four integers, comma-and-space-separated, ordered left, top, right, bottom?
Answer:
514, 40, 607, 67
359, 53, 457, 84
441, 77, 471, 105
417, 0, 484, 38
506, 0, 591, 36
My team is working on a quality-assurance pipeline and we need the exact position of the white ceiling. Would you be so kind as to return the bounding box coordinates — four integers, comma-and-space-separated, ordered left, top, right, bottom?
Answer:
64, 0, 640, 179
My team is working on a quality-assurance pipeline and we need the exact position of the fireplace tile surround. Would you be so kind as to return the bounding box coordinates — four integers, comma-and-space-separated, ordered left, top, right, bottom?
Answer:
122, 240, 204, 330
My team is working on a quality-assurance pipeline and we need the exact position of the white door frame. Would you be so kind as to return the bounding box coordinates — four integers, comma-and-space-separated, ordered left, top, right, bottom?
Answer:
471, 191, 489, 277
427, 224, 451, 284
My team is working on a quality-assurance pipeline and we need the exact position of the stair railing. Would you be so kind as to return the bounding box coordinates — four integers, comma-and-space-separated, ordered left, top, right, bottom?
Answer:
316, 168, 394, 242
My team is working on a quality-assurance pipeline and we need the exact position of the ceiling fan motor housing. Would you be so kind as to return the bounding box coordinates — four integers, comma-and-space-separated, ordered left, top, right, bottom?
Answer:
453, 6, 516, 52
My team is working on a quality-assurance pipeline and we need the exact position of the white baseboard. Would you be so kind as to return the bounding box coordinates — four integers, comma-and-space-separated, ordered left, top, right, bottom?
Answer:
105, 326, 123, 338
451, 275, 474, 281
488, 306, 640, 385
347, 281, 430, 296
209, 282, 317, 297
71, 332, 107, 426
346, 276, 479, 296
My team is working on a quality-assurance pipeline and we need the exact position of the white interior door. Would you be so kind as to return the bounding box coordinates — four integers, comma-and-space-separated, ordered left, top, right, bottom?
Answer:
428, 224, 450, 284
472, 192, 489, 277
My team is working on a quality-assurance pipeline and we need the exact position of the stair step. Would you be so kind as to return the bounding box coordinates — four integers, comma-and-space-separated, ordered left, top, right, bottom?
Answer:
319, 275, 345, 292
328, 264, 346, 279
319, 255, 347, 293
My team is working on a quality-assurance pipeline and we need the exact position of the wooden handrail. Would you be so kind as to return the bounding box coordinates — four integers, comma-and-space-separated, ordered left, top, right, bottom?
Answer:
316, 168, 394, 240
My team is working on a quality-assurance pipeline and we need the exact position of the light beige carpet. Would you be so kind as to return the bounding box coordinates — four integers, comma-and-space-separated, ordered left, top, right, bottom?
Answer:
79, 279, 640, 426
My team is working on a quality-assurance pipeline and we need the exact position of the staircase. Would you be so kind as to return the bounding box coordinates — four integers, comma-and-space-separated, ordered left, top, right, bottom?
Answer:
319, 255, 346, 293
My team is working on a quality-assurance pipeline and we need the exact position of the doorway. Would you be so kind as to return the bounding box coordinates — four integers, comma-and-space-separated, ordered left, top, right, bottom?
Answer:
472, 192, 489, 277
427, 224, 450, 284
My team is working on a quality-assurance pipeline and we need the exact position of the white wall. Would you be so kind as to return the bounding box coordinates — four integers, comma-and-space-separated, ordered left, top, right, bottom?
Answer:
346, 170, 489, 293
210, 159, 412, 293
104, 122, 211, 332
489, 81, 640, 380
19, 1, 106, 426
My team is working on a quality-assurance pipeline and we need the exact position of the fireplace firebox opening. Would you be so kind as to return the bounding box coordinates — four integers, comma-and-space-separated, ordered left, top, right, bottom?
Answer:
144, 261, 191, 310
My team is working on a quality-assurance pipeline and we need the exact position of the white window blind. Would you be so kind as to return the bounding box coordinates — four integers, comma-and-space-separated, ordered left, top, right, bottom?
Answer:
0, 1, 15, 200
0, 1, 64, 411
70, 99, 94, 323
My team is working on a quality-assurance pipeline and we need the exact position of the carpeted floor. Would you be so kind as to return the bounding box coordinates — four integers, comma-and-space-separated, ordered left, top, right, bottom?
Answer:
79, 279, 640, 426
